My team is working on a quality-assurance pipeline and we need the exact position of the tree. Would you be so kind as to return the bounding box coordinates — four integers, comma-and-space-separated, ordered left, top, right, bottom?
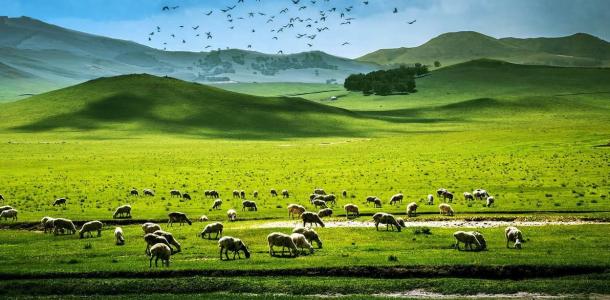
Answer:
434, 61, 441, 68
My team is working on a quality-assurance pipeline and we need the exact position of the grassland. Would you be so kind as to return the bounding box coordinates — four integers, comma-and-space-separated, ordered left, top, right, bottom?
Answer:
0, 60, 609, 298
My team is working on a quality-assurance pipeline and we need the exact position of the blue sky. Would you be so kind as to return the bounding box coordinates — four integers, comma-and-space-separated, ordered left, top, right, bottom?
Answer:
2, 0, 609, 58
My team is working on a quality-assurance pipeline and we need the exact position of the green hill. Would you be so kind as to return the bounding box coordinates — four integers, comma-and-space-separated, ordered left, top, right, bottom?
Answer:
0, 74, 363, 138
358, 31, 610, 67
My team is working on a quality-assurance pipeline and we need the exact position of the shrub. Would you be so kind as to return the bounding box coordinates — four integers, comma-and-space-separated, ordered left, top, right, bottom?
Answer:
387, 254, 399, 262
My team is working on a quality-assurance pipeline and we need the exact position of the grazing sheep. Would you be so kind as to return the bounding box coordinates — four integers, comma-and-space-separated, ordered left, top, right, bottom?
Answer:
464, 192, 474, 201
406, 202, 418, 217
143, 189, 155, 196
453, 231, 483, 251
130, 188, 139, 196
505, 226, 523, 249
182, 193, 191, 200
142, 222, 161, 234
312, 199, 327, 209
313, 188, 326, 195
437, 188, 447, 198
342, 190, 347, 198
227, 209, 237, 222
486, 196, 495, 207
199, 215, 209, 222
372, 212, 401, 232
240, 190, 246, 199
143, 233, 171, 255
168, 212, 192, 226
396, 218, 406, 228
41, 216, 55, 233
344, 204, 359, 218
209, 190, 219, 198
113, 205, 132, 219
52, 198, 66, 206
366, 196, 377, 205
253, 191, 258, 198
149, 243, 171, 267
270, 189, 278, 197
291, 233, 314, 254
79, 220, 103, 238
153, 230, 182, 253
212, 199, 223, 210
170, 190, 181, 197
201, 222, 224, 239
0, 208, 18, 221
232, 190, 240, 198
427, 194, 434, 205
309, 194, 317, 202
293, 227, 322, 248
471, 231, 487, 250
473, 189, 489, 200
52, 218, 76, 235
301, 211, 325, 227
318, 208, 333, 218
287, 204, 306, 219
439, 203, 454, 216
389, 193, 403, 205
322, 194, 336, 206
204, 190, 211, 198
218, 236, 251, 260
443, 191, 454, 202
267, 232, 299, 257
115, 227, 125, 245
282, 189, 290, 198
373, 198, 382, 208
242, 200, 258, 211
0, 205, 12, 212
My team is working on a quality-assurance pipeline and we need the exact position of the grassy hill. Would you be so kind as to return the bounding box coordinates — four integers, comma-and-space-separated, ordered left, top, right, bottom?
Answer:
358, 31, 610, 67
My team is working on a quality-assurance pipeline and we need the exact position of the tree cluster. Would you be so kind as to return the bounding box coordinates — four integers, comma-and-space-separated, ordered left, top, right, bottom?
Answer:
344, 65, 429, 96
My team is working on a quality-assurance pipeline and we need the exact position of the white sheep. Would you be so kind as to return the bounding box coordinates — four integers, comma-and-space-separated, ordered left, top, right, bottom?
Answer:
227, 209, 237, 222
218, 236, 251, 260
427, 194, 434, 205
168, 212, 192, 226
153, 230, 182, 253
318, 208, 333, 218
293, 227, 323, 248
463, 192, 474, 201
79, 220, 103, 238
313, 188, 326, 195
0, 208, 17, 221
212, 199, 222, 210
486, 196, 495, 207
344, 204, 359, 218
291, 233, 314, 254
143, 233, 171, 255
287, 204, 306, 219
366, 196, 377, 205
406, 202, 418, 217
201, 222, 224, 239
301, 211, 325, 227
282, 189, 290, 198
149, 243, 171, 267
242, 200, 258, 211
389, 193, 403, 205
312, 199, 327, 209
373, 198, 382, 208
396, 217, 406, 228
0, 205, 13, 212
41, 216, 55, 233
372, 212, 402, 232
142, 222, 161, 234
267, 232, 299, 257
113, 205, 131, 219
52, 218, 76, 235
453, 231, 482, 251
199, 215, 209, 222
439, 203, 454, 216
115, 227, 125, 245
505, 226, 523, 249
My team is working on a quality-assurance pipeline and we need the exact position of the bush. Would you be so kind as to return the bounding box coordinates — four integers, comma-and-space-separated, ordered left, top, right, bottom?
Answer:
84, 243, 92, 250
344, 65, 428, 96
387, 254, 399, 262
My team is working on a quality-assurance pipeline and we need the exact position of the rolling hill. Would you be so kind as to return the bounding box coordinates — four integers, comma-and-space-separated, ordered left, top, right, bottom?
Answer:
358, 31, 610, 67
0, 16, 377, 101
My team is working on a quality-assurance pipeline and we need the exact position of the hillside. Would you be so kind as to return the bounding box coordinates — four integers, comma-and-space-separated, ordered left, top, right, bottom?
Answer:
358, 31, 610, 67
0, 74, 364, 138
0, 16, 377, 101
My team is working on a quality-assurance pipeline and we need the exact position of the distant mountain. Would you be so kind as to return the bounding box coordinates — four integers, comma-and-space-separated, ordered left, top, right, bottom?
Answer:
358, 31, 610, 67
0, 16, 377, 101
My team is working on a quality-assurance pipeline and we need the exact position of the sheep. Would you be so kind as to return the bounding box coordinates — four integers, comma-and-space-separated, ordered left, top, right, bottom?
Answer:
473, 189, 489, 200
464, 192, 474, 201
406, 202, 418, 217
439, 203, 454, 216
79, 220, 103, 238
436, 188, 447, 198
212, 199, 223, 210
204, 190, 211, 198
318, 208, 333, 218
52, 198, 66, 206
240, 190, 246, 199
396, 218, 406, 228
168, 212, 192, 226
52, 218, 76, 235
505, 226, 523, 249
0, 208, 18, 221
201, 222, 224, 239
170, 190, 181, 197
199, 215, 209, 222
389, 193, 403, 205
115, 227, 125, 245
270, 189, 278, 197
373, 198, 382, 208
344, 204, 359, 218
130, 188, 139, 196
372, 212, 402, 232
342, 190, 347, 198
427, 194, 434, 205
486, 196, 495, 207
312, 199, 327, 209
218, 236, 251, 260
287, 204, 306, 219
41, 216, 55, 233
301, 211, 325, 228
253, 191, 259, 198
313, 188, 326, 195
0, 205, 12, 212
282, 189, 290, 198
291, 233, 314, 254
322, 194, 336, 206
209, 190, 219, 198
293, 227, 322, 248
153, 230, 182, 253
149, 243, 171, 267
366, 196, 377, 205
232, 190, 240, 198
443, 191, 454, 202
471, 231, 487, 250
267, 232, 299, 257
143, 189, 155, 196
242, 200, 258, 211
142, 222, 161, 234
182, 193, 191, 200
143, 233, 171, 255
453, 231, 483, 251
227, 209, 237, 222
113, 205, 132, 219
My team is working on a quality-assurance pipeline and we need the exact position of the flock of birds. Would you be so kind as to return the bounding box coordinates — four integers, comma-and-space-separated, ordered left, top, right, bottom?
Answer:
149, 0, 416, 54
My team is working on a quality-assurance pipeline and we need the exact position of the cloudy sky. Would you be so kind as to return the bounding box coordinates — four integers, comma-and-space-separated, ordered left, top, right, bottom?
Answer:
2, 0, 609, 58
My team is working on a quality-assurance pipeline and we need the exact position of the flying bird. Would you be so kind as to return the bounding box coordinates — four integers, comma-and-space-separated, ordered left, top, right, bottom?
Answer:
407, 20, 417, 24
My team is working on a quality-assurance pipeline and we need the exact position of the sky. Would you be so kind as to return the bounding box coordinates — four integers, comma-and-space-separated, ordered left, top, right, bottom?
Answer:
2, 0, 610, 58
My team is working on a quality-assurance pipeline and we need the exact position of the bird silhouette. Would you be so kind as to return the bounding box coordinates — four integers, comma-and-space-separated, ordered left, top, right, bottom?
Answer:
407, 20, 417, 24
